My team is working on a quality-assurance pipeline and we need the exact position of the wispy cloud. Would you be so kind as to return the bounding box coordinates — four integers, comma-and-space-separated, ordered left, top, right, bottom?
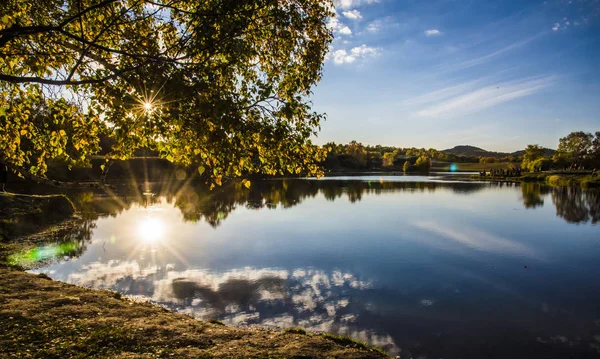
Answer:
414, 75, 556, 118
414, 221, 539, 258
425, 29, 441, 36
367, 21, 381, 32
552, 17, 578, 31
365, 17, 400, 33
332, 44, 379, 64
398, 79, 487, 107
342, 9, 362, 20
435, 33, 545, 73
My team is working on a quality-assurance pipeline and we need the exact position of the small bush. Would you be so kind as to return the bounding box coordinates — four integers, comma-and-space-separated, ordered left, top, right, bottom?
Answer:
321, 333, 388, 355
284, 327, 307, 335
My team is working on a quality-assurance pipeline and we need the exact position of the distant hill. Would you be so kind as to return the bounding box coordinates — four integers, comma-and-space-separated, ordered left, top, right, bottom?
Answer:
511, 148, 556, 157
442, 145, 555, 158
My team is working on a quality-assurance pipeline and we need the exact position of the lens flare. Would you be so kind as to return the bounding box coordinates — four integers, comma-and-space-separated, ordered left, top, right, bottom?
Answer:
137, 217, 165, 242
450, 163, 458, 172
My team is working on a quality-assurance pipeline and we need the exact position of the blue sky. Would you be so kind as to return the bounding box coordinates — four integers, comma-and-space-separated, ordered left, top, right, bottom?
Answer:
310, 0, 600, 152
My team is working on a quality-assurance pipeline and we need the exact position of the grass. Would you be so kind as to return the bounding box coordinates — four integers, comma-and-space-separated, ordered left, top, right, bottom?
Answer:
522, 173, 600, 188
284, 327, 308, 335
208, 319, 225, 326
468, 172, 600, 188
544, 174, 600, 188
321, 333, 388, 356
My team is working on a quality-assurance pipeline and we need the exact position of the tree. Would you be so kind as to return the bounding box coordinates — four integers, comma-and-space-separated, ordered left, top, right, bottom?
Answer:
0, 87, 101, 178
382, 152, 395, 167
415, 155, 431, 172
591, 132, 600, 168
346, 141, 367, 168
522, 144, 545, 172
0, 0, 333, 186
402, 160, 411, 172
526, 157, 550, 173
523, 145, 544, 163
555, 131, 593, 166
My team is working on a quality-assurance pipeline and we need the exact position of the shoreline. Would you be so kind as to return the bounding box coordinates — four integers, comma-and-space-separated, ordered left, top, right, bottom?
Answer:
0, 193, 389, 358
467, 172, 600, 188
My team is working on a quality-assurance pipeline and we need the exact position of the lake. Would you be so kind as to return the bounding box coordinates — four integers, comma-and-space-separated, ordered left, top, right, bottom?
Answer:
21, 175, 600, 358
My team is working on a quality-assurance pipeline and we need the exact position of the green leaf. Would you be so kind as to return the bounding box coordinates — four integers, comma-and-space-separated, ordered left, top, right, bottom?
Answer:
197, 166, 205, 175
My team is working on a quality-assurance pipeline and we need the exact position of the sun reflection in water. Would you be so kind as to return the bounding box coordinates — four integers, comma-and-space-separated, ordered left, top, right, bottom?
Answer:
137, 216, 166, 242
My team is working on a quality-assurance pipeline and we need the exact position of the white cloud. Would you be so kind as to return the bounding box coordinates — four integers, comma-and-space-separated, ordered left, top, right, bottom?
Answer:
425, 29, 441, 36
339, 26, 352, 35
342, 9, 362, 20
413, 76, 556, 118
327, 17, 352, 35
332, 44, 379, 64
552, 22, 560, 31
350, 44, 378, 57
333, 49, 356, 64
334, 0, 379, 10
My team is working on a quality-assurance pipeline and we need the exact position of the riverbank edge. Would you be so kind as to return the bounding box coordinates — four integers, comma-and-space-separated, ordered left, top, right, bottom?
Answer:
468, 173, 600, 188
0, 194, 389, 358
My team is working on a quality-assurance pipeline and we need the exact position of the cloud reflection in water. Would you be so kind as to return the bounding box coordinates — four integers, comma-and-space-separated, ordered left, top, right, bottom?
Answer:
65, 262, 400, 354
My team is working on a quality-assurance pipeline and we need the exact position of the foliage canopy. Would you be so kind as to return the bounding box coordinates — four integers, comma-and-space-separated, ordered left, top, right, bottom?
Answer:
0, 0, 333, 185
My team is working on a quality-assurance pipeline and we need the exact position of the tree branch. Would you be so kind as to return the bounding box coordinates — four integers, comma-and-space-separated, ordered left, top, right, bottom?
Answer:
0, 73, 120, 85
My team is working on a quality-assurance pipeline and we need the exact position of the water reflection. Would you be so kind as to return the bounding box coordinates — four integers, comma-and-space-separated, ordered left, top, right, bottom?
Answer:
414, 221, 539, 258
521, 183, 549, 209
8, 218, 95, 267
13, 180, 598, 266
17, 178, 600, 358
85, 180, 600, 227
64, 262, 398, 353
551, 187, 600, 224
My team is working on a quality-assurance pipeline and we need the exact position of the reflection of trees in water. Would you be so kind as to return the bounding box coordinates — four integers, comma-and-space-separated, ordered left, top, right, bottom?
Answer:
167, 180, 491, 227
520, 184, 600, 224
69, 180, 493, 228
551, 187, 600, 224
79, 179, 600, 229
520, 183, 550, 209
10, 217, 96, 267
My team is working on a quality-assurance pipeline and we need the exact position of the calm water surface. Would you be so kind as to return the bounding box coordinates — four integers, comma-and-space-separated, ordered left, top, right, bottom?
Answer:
23, 176, 600, 358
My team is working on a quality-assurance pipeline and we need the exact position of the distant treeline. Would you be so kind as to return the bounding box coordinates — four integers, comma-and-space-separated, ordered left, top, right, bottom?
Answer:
323, 131, 600, 173
322, 141, 523, 172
